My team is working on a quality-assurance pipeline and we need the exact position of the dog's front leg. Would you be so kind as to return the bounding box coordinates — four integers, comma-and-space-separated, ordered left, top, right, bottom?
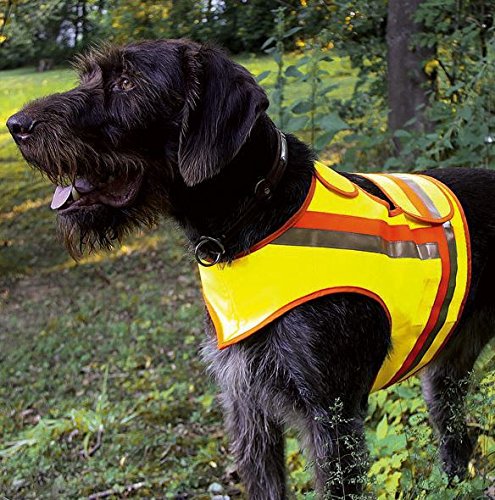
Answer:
203, 326, 288, 499
302, 405, 368, 498
222, 392, 287, 500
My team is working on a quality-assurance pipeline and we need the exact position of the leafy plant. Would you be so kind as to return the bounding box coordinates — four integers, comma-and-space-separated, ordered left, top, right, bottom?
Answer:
261, 7, 349, 152
260, 7, 301, 130
0, 367, 110, 461
332, 0, 495, 171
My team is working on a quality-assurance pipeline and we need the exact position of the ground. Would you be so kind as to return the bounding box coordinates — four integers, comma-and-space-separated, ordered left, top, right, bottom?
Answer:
0, 56, 493, 499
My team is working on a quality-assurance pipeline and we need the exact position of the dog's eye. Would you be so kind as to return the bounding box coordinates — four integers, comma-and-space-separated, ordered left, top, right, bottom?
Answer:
113, 77, 134, 92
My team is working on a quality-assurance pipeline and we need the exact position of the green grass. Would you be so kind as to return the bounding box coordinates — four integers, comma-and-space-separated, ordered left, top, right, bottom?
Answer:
0, 58, 328, 498
0, 65, 236, 498
0, 59, 493, 499
238, 52, 357, 101
0, 67, 77, 281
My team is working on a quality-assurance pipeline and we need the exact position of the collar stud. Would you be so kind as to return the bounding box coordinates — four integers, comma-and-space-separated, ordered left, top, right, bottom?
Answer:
254, 179, 272, 201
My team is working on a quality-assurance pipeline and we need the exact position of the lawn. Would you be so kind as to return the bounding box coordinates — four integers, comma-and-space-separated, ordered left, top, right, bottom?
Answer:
0, 56, 493, 499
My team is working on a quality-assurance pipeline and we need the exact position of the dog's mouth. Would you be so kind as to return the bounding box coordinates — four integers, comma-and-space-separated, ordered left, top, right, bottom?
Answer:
50, 172, 143, 214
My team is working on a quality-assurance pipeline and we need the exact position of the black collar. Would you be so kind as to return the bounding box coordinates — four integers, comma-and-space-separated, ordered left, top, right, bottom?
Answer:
194, 129, 288, 266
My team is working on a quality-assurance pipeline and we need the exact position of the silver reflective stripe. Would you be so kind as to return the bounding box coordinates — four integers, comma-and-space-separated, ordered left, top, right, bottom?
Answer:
271, 227, 440, 260
403, 221, 458, 376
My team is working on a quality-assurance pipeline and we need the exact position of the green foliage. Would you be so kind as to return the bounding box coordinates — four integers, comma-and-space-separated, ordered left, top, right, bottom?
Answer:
261, 7, 290, 129
1, 368, 109, 461
261, 7, 350, 153
220, 0, 299, 55
0, 0, 306, 69
0, 1, 110, 70
322, 0, 495, 171
395, 0, 495, 170
108, 0, 171, 43
365, 371, 494, 499
317, 398, 371, 495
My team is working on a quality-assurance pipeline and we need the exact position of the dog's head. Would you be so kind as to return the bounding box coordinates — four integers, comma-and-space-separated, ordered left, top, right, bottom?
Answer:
6, 40, 268, 257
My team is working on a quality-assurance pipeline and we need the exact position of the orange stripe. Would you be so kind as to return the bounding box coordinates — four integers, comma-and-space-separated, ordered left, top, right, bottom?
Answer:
384, 178, 470, 386
214, 286, 392, 349
419, 177, 472, 359
384, 174, 432, 219
383, 226, 451, 387
296, 211, 443, 245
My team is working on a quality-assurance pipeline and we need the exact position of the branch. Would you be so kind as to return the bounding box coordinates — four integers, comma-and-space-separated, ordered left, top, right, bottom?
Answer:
80, 427, 103, 459
88, 482, 146, 500
437, 58, 455, 87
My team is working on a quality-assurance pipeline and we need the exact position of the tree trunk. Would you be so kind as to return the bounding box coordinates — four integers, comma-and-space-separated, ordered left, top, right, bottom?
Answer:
81, 0, 87, 44
387, 0, 435, 154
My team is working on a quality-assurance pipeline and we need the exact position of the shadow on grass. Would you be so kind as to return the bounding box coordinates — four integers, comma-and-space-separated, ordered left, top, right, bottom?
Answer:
0, 207, 243, 497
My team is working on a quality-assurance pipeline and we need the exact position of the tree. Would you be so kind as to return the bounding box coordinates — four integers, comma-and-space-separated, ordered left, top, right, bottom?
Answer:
386, 0, 435, 154
0, 0, 109, 69
108, 0, 171, 43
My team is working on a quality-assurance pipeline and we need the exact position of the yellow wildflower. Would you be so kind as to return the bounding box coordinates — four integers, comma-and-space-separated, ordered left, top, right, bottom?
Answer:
424, 59, 440, 76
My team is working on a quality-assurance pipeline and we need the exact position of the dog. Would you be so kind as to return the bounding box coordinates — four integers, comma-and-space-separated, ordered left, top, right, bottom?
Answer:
6, 40, 495, 498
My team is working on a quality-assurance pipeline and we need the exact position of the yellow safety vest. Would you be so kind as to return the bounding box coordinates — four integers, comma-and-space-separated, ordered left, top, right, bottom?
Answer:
199, 162, 471, 391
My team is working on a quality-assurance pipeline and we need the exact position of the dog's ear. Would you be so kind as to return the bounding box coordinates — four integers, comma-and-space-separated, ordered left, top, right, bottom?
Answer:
178, 45, 269, 186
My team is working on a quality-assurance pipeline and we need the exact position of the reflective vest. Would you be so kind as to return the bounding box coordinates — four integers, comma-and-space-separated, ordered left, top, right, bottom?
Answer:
198, 162, 471, 391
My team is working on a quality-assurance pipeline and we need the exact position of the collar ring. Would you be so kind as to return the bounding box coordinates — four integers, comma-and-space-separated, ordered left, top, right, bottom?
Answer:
195, 236, 225, 267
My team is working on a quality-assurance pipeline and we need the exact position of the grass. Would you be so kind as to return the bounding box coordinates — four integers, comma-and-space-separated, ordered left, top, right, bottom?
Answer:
0, 56, 494, 499
0, 64, 231, 498
0, 56, 330, 499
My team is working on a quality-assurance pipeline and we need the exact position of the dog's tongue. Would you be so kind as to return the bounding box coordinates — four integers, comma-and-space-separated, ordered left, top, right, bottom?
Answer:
51, 185, 72, 210
50, 179, 95, 210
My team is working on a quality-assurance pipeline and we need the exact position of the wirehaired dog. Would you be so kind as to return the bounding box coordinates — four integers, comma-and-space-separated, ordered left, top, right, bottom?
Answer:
7, 40, 495, 498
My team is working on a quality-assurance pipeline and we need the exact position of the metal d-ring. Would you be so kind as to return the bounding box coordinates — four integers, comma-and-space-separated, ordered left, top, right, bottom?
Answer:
194, 236, 225, 267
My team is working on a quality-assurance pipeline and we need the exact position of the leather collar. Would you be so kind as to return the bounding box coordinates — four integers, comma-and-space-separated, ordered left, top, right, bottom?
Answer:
194, 129, 288, 266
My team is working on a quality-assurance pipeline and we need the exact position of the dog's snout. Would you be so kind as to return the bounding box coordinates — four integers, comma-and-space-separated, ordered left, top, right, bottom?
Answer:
6, 112, 37, 141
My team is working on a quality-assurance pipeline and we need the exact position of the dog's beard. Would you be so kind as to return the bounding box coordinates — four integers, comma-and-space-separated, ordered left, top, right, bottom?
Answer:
57, 204, 158, 259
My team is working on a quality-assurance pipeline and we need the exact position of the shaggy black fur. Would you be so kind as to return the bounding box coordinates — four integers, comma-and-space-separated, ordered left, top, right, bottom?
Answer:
7, 40, 494, 498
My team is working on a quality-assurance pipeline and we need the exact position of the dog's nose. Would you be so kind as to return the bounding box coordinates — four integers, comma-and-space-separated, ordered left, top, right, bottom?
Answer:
6, 112, 36, 141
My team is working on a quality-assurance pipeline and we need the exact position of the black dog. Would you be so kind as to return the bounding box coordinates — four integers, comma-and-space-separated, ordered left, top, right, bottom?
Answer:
7, 40, 494, 498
